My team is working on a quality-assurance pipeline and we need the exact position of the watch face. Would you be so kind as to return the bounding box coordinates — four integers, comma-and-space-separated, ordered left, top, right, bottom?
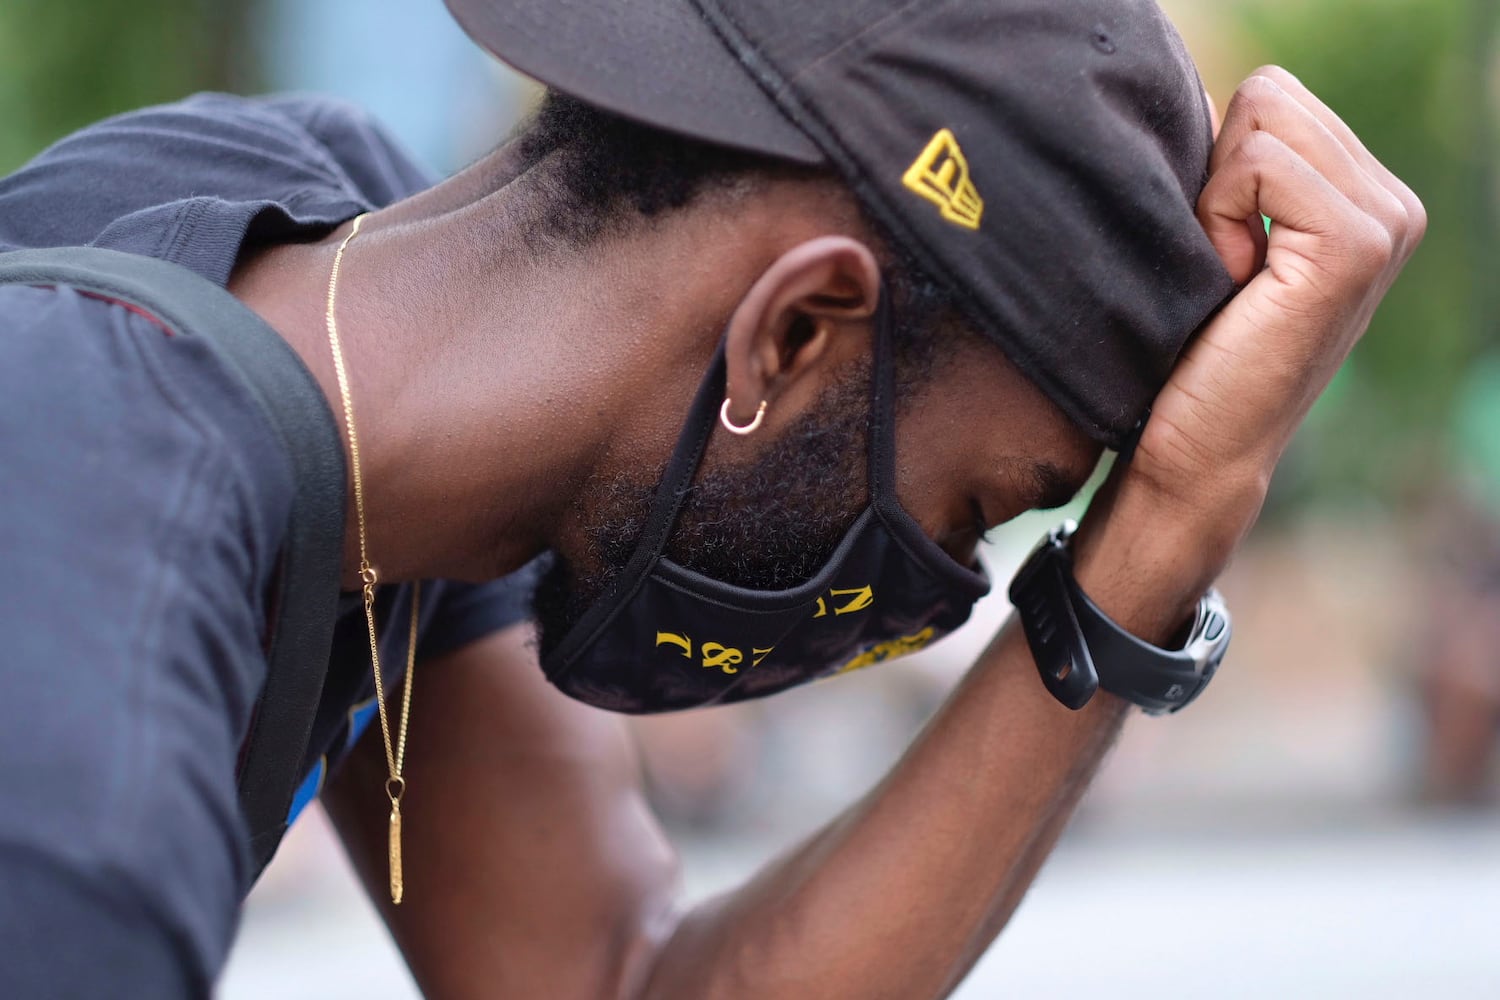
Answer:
1169, 587, 1231, 711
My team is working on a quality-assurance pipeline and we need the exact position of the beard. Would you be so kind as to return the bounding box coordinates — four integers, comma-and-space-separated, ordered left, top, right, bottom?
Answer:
532, 361, 872, 662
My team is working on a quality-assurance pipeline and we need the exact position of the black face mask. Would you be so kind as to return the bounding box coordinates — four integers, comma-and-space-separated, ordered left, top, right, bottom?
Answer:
542, 294, 991, 713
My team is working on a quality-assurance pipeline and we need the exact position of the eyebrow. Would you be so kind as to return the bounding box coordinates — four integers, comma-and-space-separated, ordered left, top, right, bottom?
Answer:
1030, 461, 1089, 510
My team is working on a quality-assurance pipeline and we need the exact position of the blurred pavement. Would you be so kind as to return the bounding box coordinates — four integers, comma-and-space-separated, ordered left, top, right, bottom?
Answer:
221, 808, 1500, 998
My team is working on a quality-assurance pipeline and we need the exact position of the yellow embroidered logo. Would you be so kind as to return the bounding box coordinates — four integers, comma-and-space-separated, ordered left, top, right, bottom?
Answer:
901, 129, 984, 231
835, 627, 937, 676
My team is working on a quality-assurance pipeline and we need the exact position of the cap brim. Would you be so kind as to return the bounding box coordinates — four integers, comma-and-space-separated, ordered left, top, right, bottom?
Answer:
444, 0, 825, 165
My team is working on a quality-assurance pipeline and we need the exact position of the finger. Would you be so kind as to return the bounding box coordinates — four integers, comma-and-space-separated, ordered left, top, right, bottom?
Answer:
1241, 66, 1425, 251
1243, 213, 1269, 275
1198, 130, 1382, 286
1250, 66, 1394, 184
1212, 74, 1414, 272
1211, 75, 1374, 214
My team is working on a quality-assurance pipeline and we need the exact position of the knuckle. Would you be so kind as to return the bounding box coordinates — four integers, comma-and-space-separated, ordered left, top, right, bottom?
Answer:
1382, 187, 1408, 223
1251, 64, 1292, 85
1406, 190, 1430, 244
1376, 188, 1410, 238
1348, 216, 1395, 272
1235, 128, 1286, 166
1240, 73, 1284, 102
1230, 74, 1283, 118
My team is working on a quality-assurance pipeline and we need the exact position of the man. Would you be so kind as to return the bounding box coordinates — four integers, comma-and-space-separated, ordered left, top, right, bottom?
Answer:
0, 0, 1422, 996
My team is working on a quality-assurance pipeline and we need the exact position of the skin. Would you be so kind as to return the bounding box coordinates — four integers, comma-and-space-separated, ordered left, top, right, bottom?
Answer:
230, 66, 1423, 998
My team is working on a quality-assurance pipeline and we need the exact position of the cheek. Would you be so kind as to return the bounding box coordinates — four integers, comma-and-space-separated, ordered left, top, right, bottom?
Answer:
890, 392, 991, 552
888, 356, 1089, 548
553, 465, 658, 577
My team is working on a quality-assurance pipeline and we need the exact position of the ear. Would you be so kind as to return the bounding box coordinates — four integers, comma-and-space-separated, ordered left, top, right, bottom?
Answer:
720, 236, 883, 431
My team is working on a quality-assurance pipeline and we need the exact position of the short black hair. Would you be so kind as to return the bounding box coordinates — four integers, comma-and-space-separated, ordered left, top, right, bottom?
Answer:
513, 89, 816, 247
512, 90, 959, 378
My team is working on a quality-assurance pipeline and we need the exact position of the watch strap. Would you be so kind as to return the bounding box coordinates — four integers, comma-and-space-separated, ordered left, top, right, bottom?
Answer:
1009, 522, 1231, 715
1068, 576, 1228, 714
1010, 532, 1099, 710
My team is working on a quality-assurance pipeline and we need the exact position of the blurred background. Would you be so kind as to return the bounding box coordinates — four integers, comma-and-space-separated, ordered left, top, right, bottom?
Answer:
3, 0, 1496, 995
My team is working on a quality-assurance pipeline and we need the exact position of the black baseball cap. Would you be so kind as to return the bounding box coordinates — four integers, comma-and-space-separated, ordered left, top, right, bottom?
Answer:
444, 0, 1235, 448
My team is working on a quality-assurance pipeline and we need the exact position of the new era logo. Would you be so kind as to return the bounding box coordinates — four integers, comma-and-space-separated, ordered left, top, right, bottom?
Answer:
902, 129, 984, 230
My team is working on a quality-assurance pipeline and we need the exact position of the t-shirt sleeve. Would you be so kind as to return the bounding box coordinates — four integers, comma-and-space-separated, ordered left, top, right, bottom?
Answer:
416, 558, 546, 662
0, 92, 435, 284
0, 285, 294, 975
257, 93, 436, 207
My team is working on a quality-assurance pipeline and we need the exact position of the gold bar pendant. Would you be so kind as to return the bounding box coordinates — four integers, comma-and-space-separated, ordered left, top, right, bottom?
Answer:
388, 802, 404, 905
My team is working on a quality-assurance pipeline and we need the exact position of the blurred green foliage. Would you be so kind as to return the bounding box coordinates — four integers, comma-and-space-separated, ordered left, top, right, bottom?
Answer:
1231, 0, 1499, 511
0, 0, 260, 174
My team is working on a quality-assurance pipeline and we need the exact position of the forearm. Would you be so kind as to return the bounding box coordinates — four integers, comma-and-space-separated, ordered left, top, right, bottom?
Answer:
635, 482, 1219, 1000
638, 623, 1122, 999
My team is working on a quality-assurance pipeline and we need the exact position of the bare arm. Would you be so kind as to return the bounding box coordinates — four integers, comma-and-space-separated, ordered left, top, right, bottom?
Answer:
326, 506, 1169, 1000
327, 67, 1423, 1000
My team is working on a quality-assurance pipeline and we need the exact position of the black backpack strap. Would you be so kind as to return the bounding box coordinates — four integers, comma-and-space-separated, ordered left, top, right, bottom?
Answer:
0, 246, 347, 878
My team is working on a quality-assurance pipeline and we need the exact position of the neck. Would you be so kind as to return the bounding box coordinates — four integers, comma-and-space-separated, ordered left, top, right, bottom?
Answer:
228, 147, 744, 586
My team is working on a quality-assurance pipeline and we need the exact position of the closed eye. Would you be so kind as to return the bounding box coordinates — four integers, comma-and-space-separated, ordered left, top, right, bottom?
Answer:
968, 462, 1091, 548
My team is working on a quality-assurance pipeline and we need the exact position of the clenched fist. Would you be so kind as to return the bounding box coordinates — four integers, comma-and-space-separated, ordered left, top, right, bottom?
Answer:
1076, 66, 1425, 636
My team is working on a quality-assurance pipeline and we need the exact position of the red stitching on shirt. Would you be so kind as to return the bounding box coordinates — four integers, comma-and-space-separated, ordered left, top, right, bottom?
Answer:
75, 288, 176, 336
28, 283, 177, 337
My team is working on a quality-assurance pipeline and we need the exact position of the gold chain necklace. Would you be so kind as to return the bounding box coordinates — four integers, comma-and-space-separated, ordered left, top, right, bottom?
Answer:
325, 212, 419, 906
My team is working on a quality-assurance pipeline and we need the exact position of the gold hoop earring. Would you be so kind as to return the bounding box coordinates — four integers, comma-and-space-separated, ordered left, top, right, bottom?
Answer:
720, 398, 768, 436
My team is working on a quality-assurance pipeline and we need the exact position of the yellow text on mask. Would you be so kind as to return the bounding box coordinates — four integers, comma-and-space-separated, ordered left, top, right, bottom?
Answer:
655, 632, 774, 675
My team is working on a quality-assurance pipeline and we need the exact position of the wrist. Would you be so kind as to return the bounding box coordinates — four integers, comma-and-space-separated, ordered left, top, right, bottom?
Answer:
1068, 465, 1260, 644
1008, 519, 1234, 714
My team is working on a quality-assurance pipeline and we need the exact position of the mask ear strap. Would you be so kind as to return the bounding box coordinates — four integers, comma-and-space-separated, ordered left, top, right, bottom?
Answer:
545, 339, 729, 675
868, 288, 902, 512
625, 339, 728, 566
637, 292, 895, 556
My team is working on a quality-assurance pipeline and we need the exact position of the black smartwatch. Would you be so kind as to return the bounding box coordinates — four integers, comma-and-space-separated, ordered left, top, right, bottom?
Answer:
1008, 521, 1231, 714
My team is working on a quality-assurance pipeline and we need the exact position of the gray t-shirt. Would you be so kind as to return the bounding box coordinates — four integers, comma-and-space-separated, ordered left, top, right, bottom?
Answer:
0, 94, 535, 987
